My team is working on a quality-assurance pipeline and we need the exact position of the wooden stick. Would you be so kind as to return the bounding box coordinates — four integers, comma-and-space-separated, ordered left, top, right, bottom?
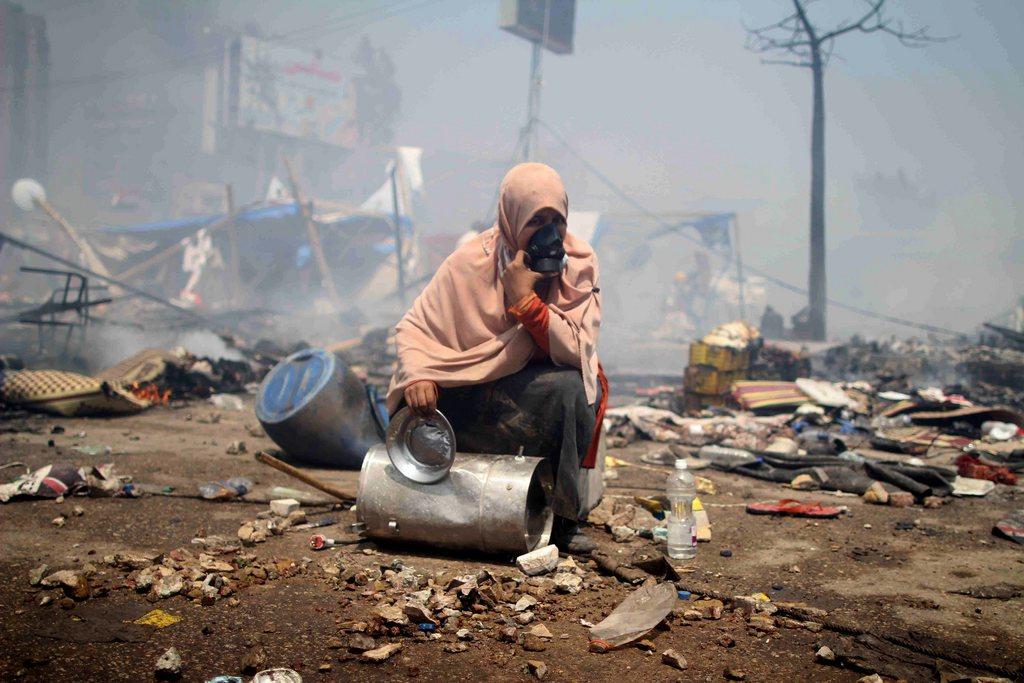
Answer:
225, 184, 242, 306
254, 449, 357, 502
35, 198, 113, 283
283, 156, 343, 312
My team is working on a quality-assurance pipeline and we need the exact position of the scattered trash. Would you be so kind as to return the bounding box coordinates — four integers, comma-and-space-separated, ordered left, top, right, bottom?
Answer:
981, 421, 1019, 441
209, 394, 245, 411
956, 453, 1018, 485
198, 477, 252, 500
746, 499, 845, 519
589, 581, 676, 650
0, 462, 135, 503
993, 510, 1024, 545
308, 534, 338, 550
133, 609, 182, 628
951, 476, 995, 497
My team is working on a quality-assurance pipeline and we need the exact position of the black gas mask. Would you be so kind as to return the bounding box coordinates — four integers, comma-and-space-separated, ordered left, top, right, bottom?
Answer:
525, 222, 566, 273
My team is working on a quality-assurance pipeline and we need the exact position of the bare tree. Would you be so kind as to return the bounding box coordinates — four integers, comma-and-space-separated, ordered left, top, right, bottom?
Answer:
746, 0, 951, 340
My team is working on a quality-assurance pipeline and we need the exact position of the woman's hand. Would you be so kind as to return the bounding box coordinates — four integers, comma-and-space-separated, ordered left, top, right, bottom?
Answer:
501, 250, 554, 306
404, 380, 438, 416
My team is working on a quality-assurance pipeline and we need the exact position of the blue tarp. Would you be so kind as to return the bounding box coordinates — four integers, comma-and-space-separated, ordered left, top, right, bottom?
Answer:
95, 202, 302, 235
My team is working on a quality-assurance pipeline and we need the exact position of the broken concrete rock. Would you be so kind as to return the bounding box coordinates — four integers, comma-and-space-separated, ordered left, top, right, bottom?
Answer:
528, 624, 553, 640
372, 603, 410, 626
111, 550, 162, 570
516, 545, 560, 576
346, 634, 377, 653
28, 564, 49, 586
611, 526, 636, 543
555, 556, 580, 575
526, 660, 548, 680
521, 633, 548, 652
862, 481, 889, 505
515, 595, 538, 612
154, 573, 184, 599
889, 491, 914, 508
662, 649, 688, 670
608, 503, 660, 533
587, 497, 616, 527
269, 498, 299, 517
402, 601, 436, 625
361, 642, 402, 663
790, 473, 818, 490
154, 647, 182, 680
694, 599, 724, 620
40, 570, 90, 600
241, 647, 268, 674
553, 572, 583, 595
747, 614, 777, 633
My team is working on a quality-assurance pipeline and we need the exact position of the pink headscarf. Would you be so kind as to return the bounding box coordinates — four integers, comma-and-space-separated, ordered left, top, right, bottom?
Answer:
386, 163, 601, 414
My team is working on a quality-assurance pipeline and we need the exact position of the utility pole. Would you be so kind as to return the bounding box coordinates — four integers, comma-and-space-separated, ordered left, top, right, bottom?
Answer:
500, 0, 575, 162
732, 214, 747, 322
746, 0, 950, 340
522, 25, 545, 160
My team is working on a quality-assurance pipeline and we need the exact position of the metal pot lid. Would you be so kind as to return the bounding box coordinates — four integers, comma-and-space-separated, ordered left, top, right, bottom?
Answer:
385, 407, 457, 484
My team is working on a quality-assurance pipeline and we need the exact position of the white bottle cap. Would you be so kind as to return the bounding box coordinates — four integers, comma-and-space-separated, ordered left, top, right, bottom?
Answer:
674, 459, 688, 470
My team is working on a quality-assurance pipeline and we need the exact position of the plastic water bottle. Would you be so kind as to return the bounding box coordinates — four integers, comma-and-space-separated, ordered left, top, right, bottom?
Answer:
666, 460, 697, 560
698, 445, 756, 470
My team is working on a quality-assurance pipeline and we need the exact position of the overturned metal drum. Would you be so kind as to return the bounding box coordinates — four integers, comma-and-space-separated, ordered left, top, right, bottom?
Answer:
255, 348, 381, 469
357, 443, 554, 555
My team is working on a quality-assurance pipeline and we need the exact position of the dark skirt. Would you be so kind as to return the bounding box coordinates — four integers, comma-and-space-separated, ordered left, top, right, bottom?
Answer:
435, 361, 602, 522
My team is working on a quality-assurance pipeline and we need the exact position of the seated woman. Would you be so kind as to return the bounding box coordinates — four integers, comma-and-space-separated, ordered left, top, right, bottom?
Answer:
386, 162, 609, 554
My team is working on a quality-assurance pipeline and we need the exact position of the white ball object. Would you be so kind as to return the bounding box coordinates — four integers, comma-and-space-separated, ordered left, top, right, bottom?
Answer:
11, 178, 46, 212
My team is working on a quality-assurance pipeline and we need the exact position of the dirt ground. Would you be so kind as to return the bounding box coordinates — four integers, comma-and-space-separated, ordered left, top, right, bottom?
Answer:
1, 396, 1022, 682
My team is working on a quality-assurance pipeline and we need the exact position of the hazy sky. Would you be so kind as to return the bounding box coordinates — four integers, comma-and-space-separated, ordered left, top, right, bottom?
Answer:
239, 0, 1024, 337
24, 0, 1024, 337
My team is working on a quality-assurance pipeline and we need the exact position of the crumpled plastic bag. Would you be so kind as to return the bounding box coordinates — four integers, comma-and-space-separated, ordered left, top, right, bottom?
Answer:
589, 581, 677, 649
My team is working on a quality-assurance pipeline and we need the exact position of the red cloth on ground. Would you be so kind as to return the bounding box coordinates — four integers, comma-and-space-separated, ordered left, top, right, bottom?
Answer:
956, 453, 1018, 485
509, 292, 609, 468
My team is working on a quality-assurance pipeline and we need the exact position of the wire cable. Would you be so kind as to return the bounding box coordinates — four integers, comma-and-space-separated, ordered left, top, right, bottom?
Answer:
535, 118, 966, 337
